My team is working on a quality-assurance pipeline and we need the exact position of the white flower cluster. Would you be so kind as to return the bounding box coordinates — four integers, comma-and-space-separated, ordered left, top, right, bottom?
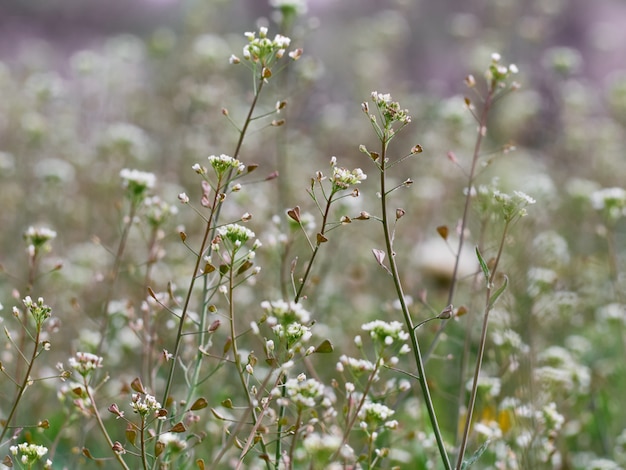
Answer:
337, 355, 376, 374
208, 154, 246, 175
493, 189, 536, 221
591, 187, 626, 221
143, 196, 178, 226
367, 91, 412, 125
15, 296, 51, 326
261, 300, 311, 325
486, 52, 519, 87
272, 322, 312, 343
358, 402, 395, 424
69, 351, 104, 377
24, 226, 57, 248
536, 402, 564, 433
232, 26, 301, 66
120, 168, 156, 196
131, 393, 164, 418
217, 223, 256, 246
10, 443, 50, 467
303, 432, 341, 454
281, 376, 325, 408
331, 167, 367, 190
361, 320, 409, 345
535, 346, 590, 395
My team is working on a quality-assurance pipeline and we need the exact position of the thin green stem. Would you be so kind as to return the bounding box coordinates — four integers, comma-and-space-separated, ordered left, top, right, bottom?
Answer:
426, 88, 496, 362
377, 140, 452, 470
142, 227, 159, 391
97, 199, 139, 357
0, 326, 42, 444
83, 376, 131, 470
140, 420, 149, 470
288, 408, 303, 467
207, 370, 274, 468
15, 249, 39, 381
154, 182, 222, 451
294, 191, 335, 303
221, 254, 271, 469
455, 220, 509, 469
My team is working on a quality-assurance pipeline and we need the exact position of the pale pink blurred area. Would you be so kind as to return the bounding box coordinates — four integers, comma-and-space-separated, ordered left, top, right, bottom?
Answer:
2, 0, 626, 83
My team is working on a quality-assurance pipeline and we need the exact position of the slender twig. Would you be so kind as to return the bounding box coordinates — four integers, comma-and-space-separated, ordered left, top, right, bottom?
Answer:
425, 88, 496, 362
294, 191, 335, 303
0, 327, 42, 444
455, 220, 509, 469
154, 180, 222, 455
377, 139, 452, 469
97, 200, 139, 357
140, 419, 149, 470
84, 377, 131, 470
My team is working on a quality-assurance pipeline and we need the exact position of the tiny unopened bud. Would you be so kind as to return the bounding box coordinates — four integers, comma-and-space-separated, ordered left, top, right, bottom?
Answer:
229, 55, 240, 65
464, 74, 476, 88
510, 81, 521, 91
396, 208, 406, 220
209, 319, 221, 332
112, 441, 126, 453
355, 211, 370, 220
340, 215, 351, 224
411, 144, 423, 154
232, 183, 242, 192
241, 212, 252, 222
361, 102, 369, 114
403, 179, 413, 186
438, 304, 454, 320
447, 151, 458, 164
351, 188, 360, 197
262, 67, 272, 79
178, 192, 189, 204
271, 119, 285, 127
222, 108, 229, 115
276, 100, 287, 111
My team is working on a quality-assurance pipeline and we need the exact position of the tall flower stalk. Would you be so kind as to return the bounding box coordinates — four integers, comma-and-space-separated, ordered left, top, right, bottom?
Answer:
426, 53, 520, 361
455, 189, 535, 468
361, 91, 452, 469
155, 26, 302, 468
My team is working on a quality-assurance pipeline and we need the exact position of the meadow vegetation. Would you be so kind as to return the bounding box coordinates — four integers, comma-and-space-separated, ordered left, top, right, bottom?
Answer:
2, 1, 626, 469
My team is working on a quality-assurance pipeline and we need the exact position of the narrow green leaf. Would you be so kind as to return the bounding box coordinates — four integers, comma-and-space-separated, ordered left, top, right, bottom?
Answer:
461, 439, 491, 470
475, 246, 490, 286
488, 275, 509, 310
